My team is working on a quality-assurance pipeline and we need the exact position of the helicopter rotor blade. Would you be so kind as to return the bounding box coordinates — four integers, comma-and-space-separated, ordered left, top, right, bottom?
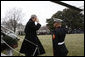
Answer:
51, 1, 83, 12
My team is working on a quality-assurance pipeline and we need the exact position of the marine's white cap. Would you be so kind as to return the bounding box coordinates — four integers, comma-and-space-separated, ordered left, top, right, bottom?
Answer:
53, 18, 63, 23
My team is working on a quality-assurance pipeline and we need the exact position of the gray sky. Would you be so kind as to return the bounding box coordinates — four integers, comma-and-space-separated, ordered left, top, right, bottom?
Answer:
1, 1, 84, 26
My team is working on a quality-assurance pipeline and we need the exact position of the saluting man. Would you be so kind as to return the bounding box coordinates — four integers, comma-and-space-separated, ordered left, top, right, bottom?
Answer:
20, 15, 45, 56
52, 18, 68, 56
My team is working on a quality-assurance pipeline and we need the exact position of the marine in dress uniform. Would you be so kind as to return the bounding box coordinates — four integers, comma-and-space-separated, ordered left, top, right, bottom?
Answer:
52, 18, 68, 56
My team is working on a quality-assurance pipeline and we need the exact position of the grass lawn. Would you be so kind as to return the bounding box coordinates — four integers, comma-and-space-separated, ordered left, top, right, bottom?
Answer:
12, 34, 84, 56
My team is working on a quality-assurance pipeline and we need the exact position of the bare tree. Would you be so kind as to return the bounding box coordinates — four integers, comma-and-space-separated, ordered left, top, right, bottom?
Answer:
2, 8, 24, 33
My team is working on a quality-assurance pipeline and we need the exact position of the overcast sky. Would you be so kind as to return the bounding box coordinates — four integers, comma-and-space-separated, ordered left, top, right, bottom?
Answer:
1, 1, 84, 26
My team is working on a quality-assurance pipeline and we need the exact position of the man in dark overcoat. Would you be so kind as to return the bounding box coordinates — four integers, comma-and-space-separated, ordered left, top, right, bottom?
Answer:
52, 18, 68, 56
20, 15, 45, 56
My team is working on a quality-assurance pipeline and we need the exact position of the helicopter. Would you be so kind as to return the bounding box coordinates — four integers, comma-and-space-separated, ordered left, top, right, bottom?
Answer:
1, 25, 19, 56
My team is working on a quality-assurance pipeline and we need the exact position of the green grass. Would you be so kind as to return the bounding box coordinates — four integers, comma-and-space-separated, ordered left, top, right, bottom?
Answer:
65, 34, 84, 56
8, 34, 84, 56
